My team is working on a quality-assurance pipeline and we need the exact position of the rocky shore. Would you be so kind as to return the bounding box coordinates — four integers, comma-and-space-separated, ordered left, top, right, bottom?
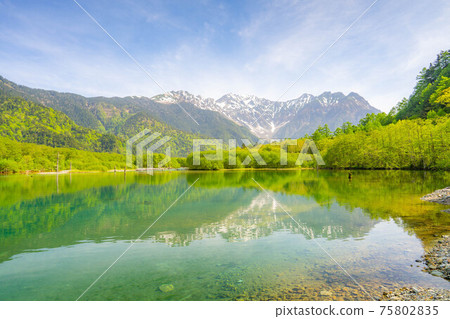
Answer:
381, 235, 450, 301
420, 235, 450, 280
421, 187, 450, 206
380, 287, 450, 301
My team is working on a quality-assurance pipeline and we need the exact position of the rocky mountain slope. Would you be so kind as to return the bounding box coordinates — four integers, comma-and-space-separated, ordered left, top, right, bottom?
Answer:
0, 76, 257, 143
0, 75, 379, 142
154, 90, 380, 138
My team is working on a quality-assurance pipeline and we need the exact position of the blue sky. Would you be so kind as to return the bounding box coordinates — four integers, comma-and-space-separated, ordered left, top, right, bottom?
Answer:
0, 0, 449, 112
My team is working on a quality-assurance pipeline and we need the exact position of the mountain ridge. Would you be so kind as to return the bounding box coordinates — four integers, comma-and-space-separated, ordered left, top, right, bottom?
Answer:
0, 75, 379, 140
155, 90, 380, 138
0, 76, 258, 144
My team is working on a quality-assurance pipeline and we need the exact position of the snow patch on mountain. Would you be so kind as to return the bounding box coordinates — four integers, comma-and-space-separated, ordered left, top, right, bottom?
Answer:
151, 91, 380, 139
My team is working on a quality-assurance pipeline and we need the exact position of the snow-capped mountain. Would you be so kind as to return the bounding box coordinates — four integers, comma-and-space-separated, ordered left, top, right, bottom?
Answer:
152, 90, 217, 109
151, 91, 380, 139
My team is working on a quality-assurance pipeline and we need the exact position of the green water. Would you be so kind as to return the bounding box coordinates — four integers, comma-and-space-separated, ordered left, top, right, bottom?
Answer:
0, 170, 449, 300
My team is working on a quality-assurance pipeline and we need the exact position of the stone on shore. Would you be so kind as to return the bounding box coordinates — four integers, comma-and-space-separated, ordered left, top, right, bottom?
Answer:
420, 187, 450, 205
420, 235, 450, 281
380, 287, 450, 301
381, 234, 450, 301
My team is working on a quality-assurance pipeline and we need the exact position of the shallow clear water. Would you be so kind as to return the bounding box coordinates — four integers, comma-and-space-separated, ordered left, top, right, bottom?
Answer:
0, 170, 449, 300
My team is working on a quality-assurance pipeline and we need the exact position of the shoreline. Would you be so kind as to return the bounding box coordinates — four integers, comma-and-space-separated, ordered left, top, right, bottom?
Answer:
382, 188, 450, 301
420, 235, 450, 280
2, 167, 449, 176
380, 235, 450, 301
0, 168, 189, 176
421, 187, 450, 211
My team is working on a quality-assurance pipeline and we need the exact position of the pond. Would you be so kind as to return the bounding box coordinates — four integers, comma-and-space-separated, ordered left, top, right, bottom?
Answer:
0, 170, 449, 300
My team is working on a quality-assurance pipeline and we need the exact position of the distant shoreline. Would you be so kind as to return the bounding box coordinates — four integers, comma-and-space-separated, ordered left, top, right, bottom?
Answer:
1, 166, 450, 176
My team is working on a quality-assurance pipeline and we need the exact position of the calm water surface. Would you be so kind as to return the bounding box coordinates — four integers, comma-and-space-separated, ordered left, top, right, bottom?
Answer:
0, 170, 449, 300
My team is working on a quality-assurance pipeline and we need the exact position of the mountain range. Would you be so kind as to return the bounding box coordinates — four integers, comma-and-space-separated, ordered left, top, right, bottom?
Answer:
154, 90, 380, 138
0, 75, 380, 155
0, 76, 256, 143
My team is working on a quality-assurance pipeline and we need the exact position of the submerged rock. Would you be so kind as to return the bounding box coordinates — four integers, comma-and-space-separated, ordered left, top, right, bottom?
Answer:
421, 235, 450, 281
381, 234, 450, 301
431, 270, 444, 277
159, 284, 174, 293
320, 290, 333, 296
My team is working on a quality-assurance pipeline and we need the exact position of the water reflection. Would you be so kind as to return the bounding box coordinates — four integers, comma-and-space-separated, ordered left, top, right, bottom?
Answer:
1, 171, 449, 258
0, 170, 448, 300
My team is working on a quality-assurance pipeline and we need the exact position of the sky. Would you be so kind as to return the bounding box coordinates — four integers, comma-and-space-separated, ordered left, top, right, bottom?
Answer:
0, 0, 449, 112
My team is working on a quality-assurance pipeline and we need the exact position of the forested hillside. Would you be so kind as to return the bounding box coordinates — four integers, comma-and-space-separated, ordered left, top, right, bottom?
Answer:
0, 77, 103, 131
0, 76, 257, 142
395, 50, 450, 119
0, 96, 122, 153
303, 50, 450, 170
115, 111, 208, 156
0, 93, 214, 157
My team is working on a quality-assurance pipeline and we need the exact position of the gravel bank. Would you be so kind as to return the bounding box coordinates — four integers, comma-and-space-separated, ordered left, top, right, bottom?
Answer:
380, 287, 450, 301
381, 235, 450, 301
419, 235, 450, 280
421, 187, 450, 205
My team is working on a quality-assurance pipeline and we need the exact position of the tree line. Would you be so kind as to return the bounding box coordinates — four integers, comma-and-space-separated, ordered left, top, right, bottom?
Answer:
187, 50, 450, 171
0, 137, 186, 173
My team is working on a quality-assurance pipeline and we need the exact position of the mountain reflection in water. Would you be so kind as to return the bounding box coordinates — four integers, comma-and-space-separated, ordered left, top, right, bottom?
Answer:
0, 170, 448, 300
